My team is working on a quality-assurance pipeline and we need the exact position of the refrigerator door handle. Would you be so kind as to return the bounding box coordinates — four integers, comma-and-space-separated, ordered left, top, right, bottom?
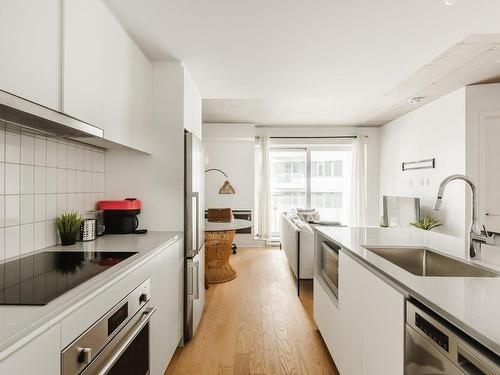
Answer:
191, 192, 200, 255
187, 260, 200, 300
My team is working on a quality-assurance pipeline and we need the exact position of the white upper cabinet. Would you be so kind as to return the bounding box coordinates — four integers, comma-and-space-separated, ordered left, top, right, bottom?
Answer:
183, 68, 202, 140
0, 0, 62, 110
63, 0, 153, 152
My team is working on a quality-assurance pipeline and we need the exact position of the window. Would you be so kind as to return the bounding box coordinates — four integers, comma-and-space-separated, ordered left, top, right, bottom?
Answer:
269, 146, 352, 236
333, 161, 343, 177
270, 150, 307, 233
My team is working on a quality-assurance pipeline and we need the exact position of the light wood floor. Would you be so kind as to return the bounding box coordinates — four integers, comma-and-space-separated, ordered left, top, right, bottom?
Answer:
165, 247, 339, 375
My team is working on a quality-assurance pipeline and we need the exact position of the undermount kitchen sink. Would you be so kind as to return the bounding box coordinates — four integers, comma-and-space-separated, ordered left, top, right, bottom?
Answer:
364, 247, 499, 277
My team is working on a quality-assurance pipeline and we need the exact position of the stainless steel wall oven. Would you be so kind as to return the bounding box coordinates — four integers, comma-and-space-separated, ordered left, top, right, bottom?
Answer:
61, 279, 156, 375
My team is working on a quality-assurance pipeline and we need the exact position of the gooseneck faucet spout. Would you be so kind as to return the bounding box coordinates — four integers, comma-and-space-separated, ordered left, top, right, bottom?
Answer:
434, 174, 483, 259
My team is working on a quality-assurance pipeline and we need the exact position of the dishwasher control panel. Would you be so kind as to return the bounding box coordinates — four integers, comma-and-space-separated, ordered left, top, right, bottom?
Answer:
415, 312, 449, 352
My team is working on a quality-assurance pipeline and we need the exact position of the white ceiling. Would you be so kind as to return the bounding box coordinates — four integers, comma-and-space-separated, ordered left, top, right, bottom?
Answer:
105, 0, 500, 126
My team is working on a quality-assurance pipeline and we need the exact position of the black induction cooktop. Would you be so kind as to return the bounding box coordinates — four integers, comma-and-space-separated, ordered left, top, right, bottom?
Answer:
0, 251, 137, 305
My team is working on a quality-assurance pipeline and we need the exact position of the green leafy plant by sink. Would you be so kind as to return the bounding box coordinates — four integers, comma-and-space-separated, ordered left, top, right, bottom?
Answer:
55, 212, 83, 246
410, 215, 442, 231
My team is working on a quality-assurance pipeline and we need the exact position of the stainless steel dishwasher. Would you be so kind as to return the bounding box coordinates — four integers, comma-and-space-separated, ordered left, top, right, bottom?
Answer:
406, 300, 500, 374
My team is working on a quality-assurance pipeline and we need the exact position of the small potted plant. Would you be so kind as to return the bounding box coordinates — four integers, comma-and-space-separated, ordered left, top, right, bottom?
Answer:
56, 212, 83, 246
410, 215, 442, 231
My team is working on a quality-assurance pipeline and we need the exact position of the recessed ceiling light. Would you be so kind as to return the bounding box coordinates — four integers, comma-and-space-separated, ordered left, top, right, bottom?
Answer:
444, 0, 460, 5
408, 97, 425, 105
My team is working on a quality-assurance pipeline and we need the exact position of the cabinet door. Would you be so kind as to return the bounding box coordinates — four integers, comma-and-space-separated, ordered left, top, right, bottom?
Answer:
338, 252, 404, 375
63, 0, 153, 152
362, 268, 404, 375
0, 324, 61, 374
149, 239, 184, 375
338, 252, 364, 375
0, 0, 61, 110
480, 113, 500, 232
313, 278, 342, 365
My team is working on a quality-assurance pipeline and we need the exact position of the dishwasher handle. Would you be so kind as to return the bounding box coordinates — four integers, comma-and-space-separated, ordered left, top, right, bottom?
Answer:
458, 344, 500, 375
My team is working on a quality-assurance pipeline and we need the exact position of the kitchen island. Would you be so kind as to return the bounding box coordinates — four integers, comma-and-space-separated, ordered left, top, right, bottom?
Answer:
313, 226, 500, 374
0, 231, 182, 375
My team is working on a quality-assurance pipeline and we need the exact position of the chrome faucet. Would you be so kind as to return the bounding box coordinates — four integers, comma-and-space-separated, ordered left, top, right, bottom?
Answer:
434, 174, 497, 259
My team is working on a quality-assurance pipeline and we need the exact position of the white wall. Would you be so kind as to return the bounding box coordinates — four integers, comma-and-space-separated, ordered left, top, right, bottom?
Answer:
105, 62, 199, 231
203, 123, 257, 246
203, 124, 255, 211
379, 88, 466, 237
256, 126, 380, 227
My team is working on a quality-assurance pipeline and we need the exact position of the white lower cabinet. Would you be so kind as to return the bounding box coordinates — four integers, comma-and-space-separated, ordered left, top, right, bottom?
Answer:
149, 239, 184, 375
338, 251, 365, 375
314, 251, 404, 375
362, 263, 405, 375
0, 324, 61, 375
313, 278, 341, 363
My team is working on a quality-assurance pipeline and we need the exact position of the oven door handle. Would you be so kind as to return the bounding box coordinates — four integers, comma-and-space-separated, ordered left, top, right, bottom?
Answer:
95, 306, 157, 375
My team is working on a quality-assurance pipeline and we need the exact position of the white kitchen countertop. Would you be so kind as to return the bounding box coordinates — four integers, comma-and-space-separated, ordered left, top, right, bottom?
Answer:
315, 226, 500, 356
0, 231, 182, 360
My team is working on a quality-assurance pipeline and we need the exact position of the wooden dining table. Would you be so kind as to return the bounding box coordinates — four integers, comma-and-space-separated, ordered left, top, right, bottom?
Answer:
204, 219, 253, 283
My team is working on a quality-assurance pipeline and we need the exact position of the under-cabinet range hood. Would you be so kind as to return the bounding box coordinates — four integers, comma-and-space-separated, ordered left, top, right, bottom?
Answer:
0, 89, 103, 138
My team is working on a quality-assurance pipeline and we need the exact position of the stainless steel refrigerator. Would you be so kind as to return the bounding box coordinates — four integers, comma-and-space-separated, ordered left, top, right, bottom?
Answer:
184, 130, 205, 341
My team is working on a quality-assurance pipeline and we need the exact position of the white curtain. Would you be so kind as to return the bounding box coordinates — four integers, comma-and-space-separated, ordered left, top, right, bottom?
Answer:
257, 136, 271, 239
350, 135, 367, 227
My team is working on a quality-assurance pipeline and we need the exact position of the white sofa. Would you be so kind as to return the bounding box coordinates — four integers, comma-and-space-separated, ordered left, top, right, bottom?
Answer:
279, 212, 315, 279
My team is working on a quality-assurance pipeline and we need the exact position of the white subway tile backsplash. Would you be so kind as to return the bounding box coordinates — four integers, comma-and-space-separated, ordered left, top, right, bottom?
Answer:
84, 149, 92, 171
46, 167, 57, 193
98, 152, 105, 172
5, 195, 20, 226
21, 165, 34, 194
57, 142, 67, 169
67, 169, 76, 193
0, 228, 4, 260
57, 194, 67, 215
56, 168, 67, 193
20, 223, 34, 254
34, 166, 46, 194
46, 221, 57, 247
46, 194, 57, 220
76, 147, 84, 170
67, 193, 79, 213
34, 194, 46, 222
0, 196, 4, 227
98, 173, 105, 192
76, 170, 85, 193
0, 126, 105, 255
84, 171, 92, 193
5, 131, 20, 163
34, 222, 46, 250
46, 140, 58, 167
67, 145, 76, 169
21, 134, 35, 165
0, 163, 4, 195
5, 226, 20, 259
21, 195, 34, 224
34, 136, 46, 166
5, 163, 20, 194
0, 128, 5, 163
91, 151, 99, 172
